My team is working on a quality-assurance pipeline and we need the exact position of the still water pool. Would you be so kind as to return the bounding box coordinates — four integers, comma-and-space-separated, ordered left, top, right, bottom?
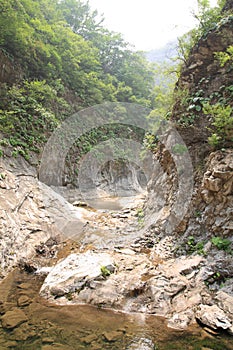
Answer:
0, 269, 232, 350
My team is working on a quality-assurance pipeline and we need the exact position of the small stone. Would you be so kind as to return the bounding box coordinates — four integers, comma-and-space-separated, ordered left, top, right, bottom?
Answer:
17, 282, 31, 290
1, 308, 28, 329
13, 326, 36, 341
50, 286, 67, 297
213, 170, 232, 180
203, 327, 219, 336
42, 338, 55, 344
72, 201, 88, 207
105, 264, 115, 273
103, 331, 122, 342
81, 333, 98, 344
127, 337, 155, 349
42, 344, 70, 350
203, 177, 222, 192
0, 302, 6, 315
17, 295, 31, 307
216, 291, 233, 315
90, 342, 102, 350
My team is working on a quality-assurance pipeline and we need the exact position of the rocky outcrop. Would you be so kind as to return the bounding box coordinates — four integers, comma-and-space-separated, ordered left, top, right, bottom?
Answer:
0, 156, 86, 277
200, 150, 233, 235
39, 249, 233, 333
177, 16, 233, 94
140, 16, 233, 327
95, 160, 147, 197
196, 304, 232, 331
171, 7, 233, 163
0, 157, 54, 277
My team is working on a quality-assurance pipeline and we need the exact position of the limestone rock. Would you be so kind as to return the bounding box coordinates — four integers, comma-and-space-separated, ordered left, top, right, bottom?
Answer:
40, 251, 114, 298
127, 337, 156, 350
195, 304, 232, 330
0, 157, 61, 278
216, 291, 233, 316
80, 333, 98, 344
1, 308, 28, 329
40, 251, 208, 329
203, 176, 222, 192
72, 200, 88, 207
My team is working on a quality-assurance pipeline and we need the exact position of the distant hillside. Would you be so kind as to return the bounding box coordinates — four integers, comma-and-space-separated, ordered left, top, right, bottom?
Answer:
146, 41, 177, 63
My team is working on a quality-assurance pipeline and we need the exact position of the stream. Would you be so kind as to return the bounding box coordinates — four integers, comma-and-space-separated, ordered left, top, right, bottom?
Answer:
0, 196, 233, 349
0, 268, 233, 350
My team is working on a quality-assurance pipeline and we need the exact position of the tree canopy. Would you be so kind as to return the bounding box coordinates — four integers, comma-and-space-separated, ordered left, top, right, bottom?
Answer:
0, 0, 158, 159
0, 0, 155, 107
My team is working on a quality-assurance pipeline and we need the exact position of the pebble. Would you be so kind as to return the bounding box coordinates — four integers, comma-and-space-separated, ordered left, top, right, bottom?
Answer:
80, 333, 98, 344
17, 282, 31, 290
103, 330, 123, 342
17, 295, 31, 307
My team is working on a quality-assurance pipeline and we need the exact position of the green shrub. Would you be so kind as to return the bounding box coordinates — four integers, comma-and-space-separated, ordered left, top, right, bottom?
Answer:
215, 45, 233, 67
186, 236, 206, 255
100, 266, 111, 278
203, 102, 233, 148
211, 237, 232, 253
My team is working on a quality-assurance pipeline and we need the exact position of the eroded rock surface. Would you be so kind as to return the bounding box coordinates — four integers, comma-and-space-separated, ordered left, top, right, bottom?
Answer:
0, 157, 57, 277
39, 249, 233, 332
196, 304, 232, 330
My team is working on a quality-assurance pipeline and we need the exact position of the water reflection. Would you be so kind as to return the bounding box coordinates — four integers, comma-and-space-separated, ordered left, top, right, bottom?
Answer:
0, 267, 233, 349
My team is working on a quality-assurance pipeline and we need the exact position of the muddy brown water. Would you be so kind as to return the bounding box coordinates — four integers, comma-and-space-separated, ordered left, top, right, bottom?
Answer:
0, 268, 233, 350
82, 194, 145, 211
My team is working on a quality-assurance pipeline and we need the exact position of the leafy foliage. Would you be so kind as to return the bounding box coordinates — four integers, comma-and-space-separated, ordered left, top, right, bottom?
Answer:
149, 62, 177, 121
203, 102, 233, 147
215, 45, 233, 67
0, 80, 68, 158
0, 0, 156, 160
0, 0, 155, 106
176, 0, 226, 65
186, 236, 206, 255
211, 236, 232, 253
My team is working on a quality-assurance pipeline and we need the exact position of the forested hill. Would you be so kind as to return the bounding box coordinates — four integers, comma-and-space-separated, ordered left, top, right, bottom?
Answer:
0, 0, 155, 106
0, 0, 156, 160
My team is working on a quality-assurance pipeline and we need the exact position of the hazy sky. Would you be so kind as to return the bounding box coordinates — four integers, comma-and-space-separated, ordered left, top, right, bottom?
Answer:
88, 0, 218, 50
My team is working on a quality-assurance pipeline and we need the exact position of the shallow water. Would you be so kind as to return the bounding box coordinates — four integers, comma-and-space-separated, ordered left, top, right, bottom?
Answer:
87, 197, 123, 210
84, 194, 145, 211
0, 269, 233, 350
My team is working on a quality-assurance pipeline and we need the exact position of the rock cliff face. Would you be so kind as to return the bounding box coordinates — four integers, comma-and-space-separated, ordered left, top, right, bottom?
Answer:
172, 12, 233, 163
0, 157, 57, 277
139, 0, 233, 330
144, 1, 233, 250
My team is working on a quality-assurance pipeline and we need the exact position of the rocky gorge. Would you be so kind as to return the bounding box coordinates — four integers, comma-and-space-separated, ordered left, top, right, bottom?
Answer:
0, 1, 233, 349
0, 143, 232, 347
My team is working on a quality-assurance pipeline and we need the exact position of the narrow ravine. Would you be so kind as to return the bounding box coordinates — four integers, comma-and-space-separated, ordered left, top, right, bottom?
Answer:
0, 154, 233, 349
